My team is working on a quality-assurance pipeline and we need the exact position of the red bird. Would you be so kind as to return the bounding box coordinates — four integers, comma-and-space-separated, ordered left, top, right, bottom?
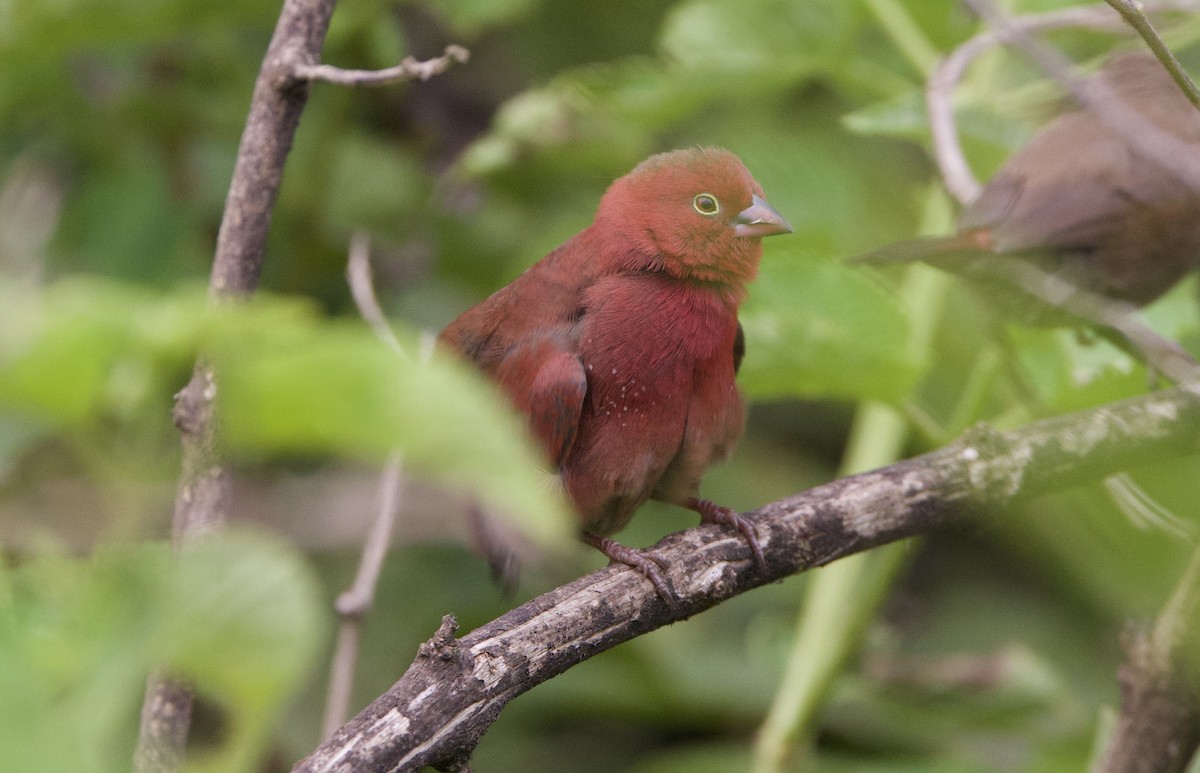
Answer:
440, 147, 792, 596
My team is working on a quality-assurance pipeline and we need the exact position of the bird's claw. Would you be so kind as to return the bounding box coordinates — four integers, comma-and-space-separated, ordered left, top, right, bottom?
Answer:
686, 497, 767, 571
584, 533, 674, 600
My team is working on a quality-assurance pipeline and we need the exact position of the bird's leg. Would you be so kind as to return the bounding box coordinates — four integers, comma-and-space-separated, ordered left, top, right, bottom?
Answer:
582, 532, 673, 599
685, 497, 766, 570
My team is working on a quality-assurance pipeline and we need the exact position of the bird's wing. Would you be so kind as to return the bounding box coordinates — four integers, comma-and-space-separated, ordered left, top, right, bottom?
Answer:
965, 115, 1132, 253
495, 333, 587, 468
439, 230, 600, 373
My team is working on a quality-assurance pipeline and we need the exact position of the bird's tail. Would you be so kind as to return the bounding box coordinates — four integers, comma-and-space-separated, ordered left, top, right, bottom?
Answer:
849, 231, 992, 267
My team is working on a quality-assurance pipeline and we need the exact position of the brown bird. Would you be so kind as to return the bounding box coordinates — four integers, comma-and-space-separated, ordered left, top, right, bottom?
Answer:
857, 52, 1200, 313
440, 148, 792, 596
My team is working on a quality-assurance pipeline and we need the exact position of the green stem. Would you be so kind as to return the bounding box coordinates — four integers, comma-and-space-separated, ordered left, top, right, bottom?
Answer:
751, 187, 952, 773
750, 402, 911, 773
864, 0, 941, 76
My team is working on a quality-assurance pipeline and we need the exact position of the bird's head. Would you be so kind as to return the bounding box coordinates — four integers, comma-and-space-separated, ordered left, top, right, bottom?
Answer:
594, 147, 792, 294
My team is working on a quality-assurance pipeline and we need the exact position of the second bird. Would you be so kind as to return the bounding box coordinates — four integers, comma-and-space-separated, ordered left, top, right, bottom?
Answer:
440, 147, 792, 596
858, 51, 1200, 310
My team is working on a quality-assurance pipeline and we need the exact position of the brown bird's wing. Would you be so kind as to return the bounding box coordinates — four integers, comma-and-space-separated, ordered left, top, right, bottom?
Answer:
439, 227, 607, 373
493, 332, 587, 468
964, 114, 1134, 253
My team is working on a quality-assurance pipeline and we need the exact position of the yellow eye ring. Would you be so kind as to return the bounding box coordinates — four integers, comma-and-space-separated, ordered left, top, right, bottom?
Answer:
692, 193, 720, 217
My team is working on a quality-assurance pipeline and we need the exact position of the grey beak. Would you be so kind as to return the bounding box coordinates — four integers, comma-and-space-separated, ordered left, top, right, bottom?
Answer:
733, 194, 793, 238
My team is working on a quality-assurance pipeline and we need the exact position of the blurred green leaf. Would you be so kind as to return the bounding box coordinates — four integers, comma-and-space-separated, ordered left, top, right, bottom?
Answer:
0, 278, 572, 549
843, 89, 930, 142
0, 532, 323, 773
325, 134, 428, 233
660, 0, 860, 84
428, 0, 540, 37
209, 299, 572, 548
0, 278, 205, 425
740, 250, 921, 402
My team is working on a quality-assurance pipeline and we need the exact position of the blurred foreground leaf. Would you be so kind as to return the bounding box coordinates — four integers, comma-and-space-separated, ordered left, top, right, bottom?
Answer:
739, 250, 921, 402
0, 277, 572, 549
0, 532, 323, 773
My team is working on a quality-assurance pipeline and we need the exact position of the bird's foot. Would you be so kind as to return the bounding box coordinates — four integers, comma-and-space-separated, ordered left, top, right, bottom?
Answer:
686, 497, 766, 570
583, 532, 673, 599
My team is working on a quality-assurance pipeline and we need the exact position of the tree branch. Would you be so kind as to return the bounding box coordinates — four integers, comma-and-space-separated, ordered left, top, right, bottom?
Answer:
137, 1, 339, 765
136, 1, 469, 767
295, 382, 1200, 772
320, 237, 412, 737
1094, 542, 1200, 773
294, 45, 469, 87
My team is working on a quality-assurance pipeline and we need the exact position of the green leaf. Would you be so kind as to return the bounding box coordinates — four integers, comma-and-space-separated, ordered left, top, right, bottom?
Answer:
207, 297, 573, 549
1006, 277, 1200, 413
660, 0, 859, 85
842, 89, 930, 142
0, 279, 572, 550
739, 249, 921, 402
0, 534, 323, 773
0, 278, 205, 425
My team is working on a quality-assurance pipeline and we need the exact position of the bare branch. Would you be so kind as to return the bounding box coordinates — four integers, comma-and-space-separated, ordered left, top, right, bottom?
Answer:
137, 1, 467, 768
139, 0, 341, 762
346, 233, 407, 359
295, 382, 1200, 772
320, 237, 416, 736
322, 454, 406, 737
133, 675, 193, 773
294, 45, 470, 87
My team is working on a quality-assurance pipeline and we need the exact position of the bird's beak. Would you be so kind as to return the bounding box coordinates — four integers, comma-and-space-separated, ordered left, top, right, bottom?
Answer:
733, 194, 793, 238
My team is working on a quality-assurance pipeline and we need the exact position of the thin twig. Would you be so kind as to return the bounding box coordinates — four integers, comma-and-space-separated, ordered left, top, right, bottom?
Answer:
346, 232, 407, 359
1104, 0, 1200, 106
294, 45, 469, 87
319, 237, 414, 735
1105, 472, 1196, 539
965, 259, 1200, 383
295, 382, 1200, 772
137, 3, 342, 761
321, 453, 406, 738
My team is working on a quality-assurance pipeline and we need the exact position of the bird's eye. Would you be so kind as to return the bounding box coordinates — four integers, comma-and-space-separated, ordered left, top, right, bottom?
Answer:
692, 193, 720, 217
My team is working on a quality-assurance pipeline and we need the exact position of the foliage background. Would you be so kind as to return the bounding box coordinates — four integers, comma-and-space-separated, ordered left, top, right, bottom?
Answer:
2, 0, 1200, 770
